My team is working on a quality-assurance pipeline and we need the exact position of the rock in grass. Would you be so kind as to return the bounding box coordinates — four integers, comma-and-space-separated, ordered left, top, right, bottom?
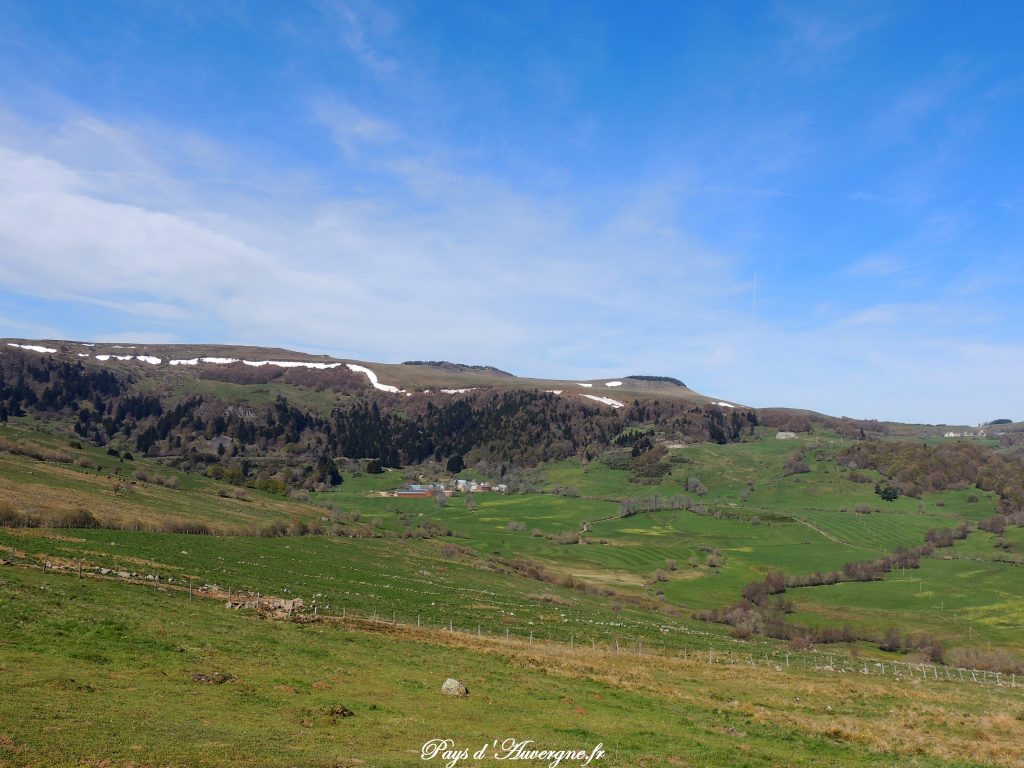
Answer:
441, 678, 469, 697
192, 672, 235, 685
327, 705, 355, 717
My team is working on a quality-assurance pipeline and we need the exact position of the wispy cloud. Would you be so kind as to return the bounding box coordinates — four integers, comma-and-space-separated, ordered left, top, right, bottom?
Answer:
774, 2, 886, 67
311, 98, 400, 157
325, 0, 399, 76
867, 68, 970, 146
846, 255, 905, 278
0, 112, 735, 371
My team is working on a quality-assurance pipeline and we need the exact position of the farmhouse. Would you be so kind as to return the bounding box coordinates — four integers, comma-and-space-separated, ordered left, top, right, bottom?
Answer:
454, 478, 509, 493
395, 482, 454, 498
392, 479, 510, 497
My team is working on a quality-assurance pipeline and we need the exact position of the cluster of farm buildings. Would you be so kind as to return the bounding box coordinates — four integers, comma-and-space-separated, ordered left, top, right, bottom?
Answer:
392, 479, 509, 499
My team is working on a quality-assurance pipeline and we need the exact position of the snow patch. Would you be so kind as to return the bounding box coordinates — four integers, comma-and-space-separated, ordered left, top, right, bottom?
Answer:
77, 353, 90, 358
544, 390, 563, 395
440, 388, 475, 394
713, 401, 735, 408
168, 357, 340, 369
242, 360, 341, 370
575, 382, 593, 388
605, 381, 622, 387
582, 394, 624, 409
95, 354, 134, 361
135, 356, 161, 365
345, 363, 402, 393
7, 343, 57, 353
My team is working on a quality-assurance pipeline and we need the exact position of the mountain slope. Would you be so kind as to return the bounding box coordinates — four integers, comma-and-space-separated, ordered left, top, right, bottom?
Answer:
0, 340, 758, 490
3, 338, 719, 405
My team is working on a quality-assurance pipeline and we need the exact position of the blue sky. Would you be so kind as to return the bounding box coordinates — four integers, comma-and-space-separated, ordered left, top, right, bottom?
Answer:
0, 1, 1021, 424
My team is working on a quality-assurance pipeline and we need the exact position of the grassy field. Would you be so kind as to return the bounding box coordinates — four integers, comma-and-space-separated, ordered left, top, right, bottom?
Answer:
3, 417, 1024, 765
311, 435, 1015, 654
0, 421, 329, 530
2, 419, 1020, 656
2, 564, 1023, 768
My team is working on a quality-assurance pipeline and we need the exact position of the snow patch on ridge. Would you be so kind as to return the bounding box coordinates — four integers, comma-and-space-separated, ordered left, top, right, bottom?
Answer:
605, 381, 622, 387
7, 343, 56, 353
345, 363, 402, 393
243, 360, 341, 370
575, 382, 593, 388
93, 354, 161, 364
440, 388, 474, 394
713, 401, 735, 408
582, 394, 624, 409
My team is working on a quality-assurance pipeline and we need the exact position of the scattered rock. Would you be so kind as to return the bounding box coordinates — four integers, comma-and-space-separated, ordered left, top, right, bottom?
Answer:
441, 678, 469, 697
192, 672, 235, 685
327, 705, 355, 718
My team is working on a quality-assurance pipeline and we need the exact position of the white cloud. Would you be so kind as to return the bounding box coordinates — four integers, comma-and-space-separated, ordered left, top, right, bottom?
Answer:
311, 98, 400, 157
0, 113, 735, 371
0, 105, 1017, 426
327, 0, 399, 76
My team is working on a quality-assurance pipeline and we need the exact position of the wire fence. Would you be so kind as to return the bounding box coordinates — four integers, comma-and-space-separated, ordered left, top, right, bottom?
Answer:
21, 551, 1023, 694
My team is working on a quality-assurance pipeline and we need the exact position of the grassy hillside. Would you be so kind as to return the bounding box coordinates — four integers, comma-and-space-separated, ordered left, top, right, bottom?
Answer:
2, 564, 1022, 768
2, 400, 1024, 766
2, 417, 1021, 656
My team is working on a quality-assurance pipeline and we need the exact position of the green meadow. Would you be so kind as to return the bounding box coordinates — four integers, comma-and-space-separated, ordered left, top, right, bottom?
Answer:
2, 563, 1022, 768
2, 421, 1024, 765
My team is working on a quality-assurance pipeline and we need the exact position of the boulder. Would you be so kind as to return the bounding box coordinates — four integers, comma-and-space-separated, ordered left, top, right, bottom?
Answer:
441, 678, 469, 697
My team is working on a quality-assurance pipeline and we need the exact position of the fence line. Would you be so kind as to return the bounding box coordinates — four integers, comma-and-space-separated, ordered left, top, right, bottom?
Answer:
17, 551, 1022, 694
